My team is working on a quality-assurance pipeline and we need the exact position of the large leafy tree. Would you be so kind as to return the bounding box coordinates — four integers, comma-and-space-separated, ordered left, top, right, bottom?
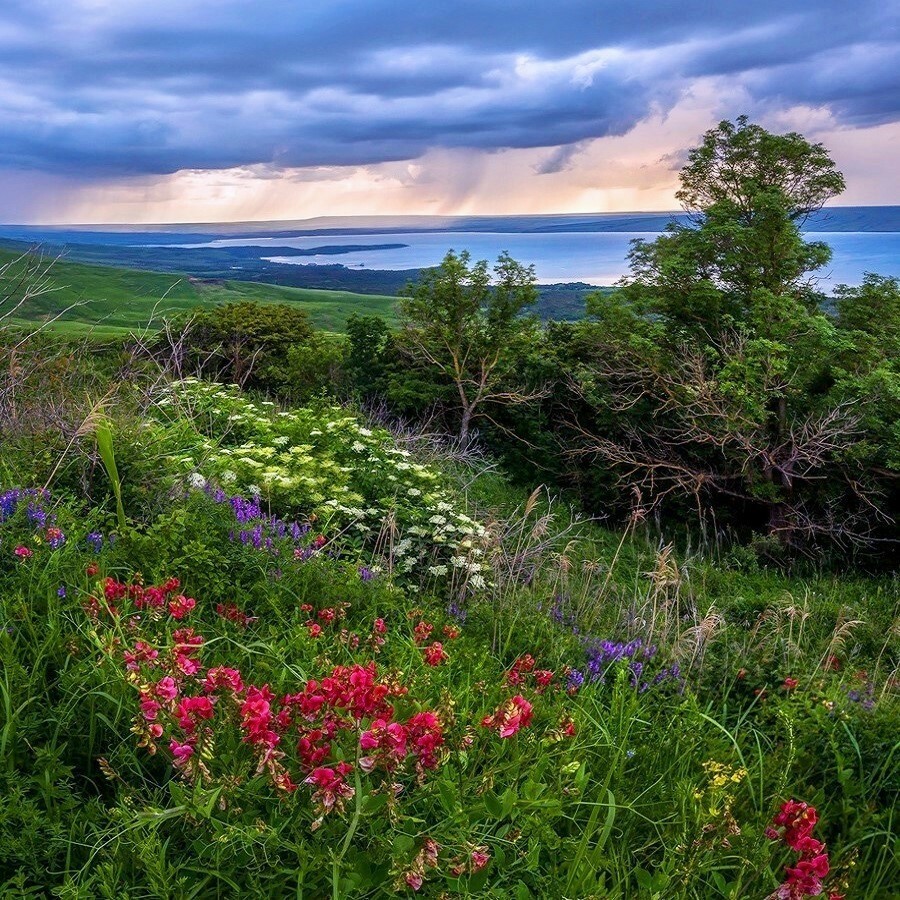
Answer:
398, 250, 542, 449
183, 301, 314, 387
570, 118, 893, 552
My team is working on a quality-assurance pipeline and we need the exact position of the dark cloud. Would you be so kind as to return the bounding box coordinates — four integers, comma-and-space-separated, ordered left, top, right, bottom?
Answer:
0, 0, 896, 178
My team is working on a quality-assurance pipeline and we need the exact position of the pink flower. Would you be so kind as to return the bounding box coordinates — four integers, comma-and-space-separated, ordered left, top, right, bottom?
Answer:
305, 762, 355, 814
481, 695, 533, 738
359, 718, 408, 772
471, 849, 490, 871
154, 676, 179, 702
203, 666, 244, 694
405, 711, 444, 770
13, 545, 33, 559
168, 594, 196, 620
169, 740, 195, 767
783, 677, 799, 691
422, 641, 448, 666
139, 691, 161, 721
307, 623, 322, 638
240, 685, 280, 749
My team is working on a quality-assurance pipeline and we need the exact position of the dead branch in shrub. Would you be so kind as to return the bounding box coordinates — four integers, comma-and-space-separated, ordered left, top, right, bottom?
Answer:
566, 329, 890, 550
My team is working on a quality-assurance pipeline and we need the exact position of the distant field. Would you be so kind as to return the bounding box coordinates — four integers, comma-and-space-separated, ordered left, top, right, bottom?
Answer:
0, 248, 400, 335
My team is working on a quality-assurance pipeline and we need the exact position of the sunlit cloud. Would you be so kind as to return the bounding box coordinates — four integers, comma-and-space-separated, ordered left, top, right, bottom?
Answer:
0, 1, 896, 222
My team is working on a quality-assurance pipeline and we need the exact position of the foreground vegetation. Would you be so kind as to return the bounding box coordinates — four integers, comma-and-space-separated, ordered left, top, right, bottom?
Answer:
1, 119, 897, 897
1, 378, 897, 897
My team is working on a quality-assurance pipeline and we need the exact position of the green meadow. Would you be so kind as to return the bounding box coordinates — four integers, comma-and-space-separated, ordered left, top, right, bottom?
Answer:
0, 247, 399, 336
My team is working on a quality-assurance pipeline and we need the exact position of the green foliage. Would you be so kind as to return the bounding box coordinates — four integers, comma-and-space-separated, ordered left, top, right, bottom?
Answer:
0, 372, 898, 897
560, 118, 898, 555
398, 250, 541, 446
182, 300, 315, 387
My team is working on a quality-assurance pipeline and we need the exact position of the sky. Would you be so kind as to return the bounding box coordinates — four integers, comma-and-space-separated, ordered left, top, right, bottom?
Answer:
1, 0, 898, 224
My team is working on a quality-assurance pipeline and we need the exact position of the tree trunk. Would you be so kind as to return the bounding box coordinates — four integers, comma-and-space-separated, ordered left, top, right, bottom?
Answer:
459, 404, 474, 450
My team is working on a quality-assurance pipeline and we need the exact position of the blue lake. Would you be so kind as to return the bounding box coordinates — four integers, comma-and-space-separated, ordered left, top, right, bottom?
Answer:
184, 230, 900, 288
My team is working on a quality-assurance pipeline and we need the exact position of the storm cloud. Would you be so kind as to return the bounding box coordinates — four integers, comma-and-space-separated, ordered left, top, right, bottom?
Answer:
0, 0, 897, 180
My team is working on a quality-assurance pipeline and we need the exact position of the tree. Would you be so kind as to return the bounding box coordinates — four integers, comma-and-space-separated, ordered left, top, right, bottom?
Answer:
182, 301, 314, 387
570, 118, 889, 552
398, 250, 543, 449
345, 313, 391, 399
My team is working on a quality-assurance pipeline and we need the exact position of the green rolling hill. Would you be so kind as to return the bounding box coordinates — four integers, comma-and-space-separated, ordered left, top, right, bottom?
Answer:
0, 247, 400, 336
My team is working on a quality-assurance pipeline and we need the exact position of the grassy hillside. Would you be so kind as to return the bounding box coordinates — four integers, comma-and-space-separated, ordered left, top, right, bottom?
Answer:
0, 247, 400, 335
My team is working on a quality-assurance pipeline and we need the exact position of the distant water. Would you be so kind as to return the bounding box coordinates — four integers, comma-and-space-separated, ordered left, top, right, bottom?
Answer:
182, 229, 900, 288
2, 208, 898, 288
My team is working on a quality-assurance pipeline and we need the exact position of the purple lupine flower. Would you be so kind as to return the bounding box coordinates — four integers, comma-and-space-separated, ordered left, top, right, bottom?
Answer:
86, 532, 104, 552
27, 503, 47, 528
358, 566, 375, 582
447, 600, 468, 624
57, 585, 67, 598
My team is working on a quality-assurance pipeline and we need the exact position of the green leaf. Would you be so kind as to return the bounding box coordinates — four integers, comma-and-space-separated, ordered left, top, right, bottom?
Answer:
361, 792, 389, 816
483, 792, 504, 819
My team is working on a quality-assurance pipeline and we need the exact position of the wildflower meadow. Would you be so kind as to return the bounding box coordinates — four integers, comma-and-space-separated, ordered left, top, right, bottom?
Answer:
0, 379, 896, 899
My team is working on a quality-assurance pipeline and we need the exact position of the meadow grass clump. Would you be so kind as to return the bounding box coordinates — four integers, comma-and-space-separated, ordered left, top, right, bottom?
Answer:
0, 382, 897, 898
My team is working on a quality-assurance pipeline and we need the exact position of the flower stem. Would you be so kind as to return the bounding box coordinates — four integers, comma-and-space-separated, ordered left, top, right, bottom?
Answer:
332, 756, 363, 900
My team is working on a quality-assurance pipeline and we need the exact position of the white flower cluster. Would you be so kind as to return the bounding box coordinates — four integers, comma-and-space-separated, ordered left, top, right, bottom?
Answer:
153, 380, 491, 592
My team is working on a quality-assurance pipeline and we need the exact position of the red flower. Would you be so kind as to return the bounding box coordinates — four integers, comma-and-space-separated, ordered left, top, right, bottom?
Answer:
203, 666, 244, 694
307, 623, 322, 639
174, 695, 215, 735
13, 545, 33, 558
769, 800, 834, 899
559, 716, 576, 738
481, 695, 533, 738
296, 728, 331, 770
413, 621, 433, 645
240, 685, 280, 749
783, 677, 799, 691
305, 762, 354, 814
168, 594, 196, 620
86, 562, 99, 576
422, 641, 448, 666
405, 711, 444, 770
124, 640, 159, 671
319, 662, 397, 721
359, 717, 408, 772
